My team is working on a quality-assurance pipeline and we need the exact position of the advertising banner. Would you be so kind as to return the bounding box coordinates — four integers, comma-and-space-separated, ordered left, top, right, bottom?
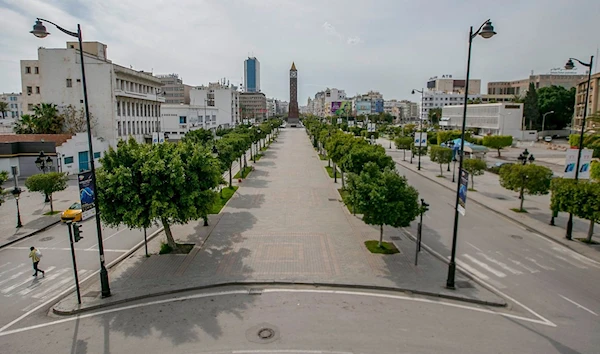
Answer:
348, 120, 355, 127
331, 101, 341, 114
414, 132, 427, 147
332, 101, 352, 116
78, 171, 96, 220
337, 118, 342, 124
152, 132, 165, 144
356, 101, 371, 115
367, 123, 376, 132
564, 148, 593, 179
374, 99, 384, 113
457, 169, 469, 216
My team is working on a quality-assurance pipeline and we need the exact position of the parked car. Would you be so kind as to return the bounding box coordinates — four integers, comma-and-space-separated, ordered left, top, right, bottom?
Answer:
544, 136, 553, 142
61, 202, 82, 222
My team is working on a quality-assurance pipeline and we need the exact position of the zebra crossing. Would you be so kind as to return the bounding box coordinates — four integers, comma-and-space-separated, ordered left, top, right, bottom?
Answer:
458, 245, 600, 284
0, 262, 93, 308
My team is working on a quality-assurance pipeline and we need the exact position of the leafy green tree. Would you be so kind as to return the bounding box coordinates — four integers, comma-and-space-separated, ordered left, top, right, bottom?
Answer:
537, 86, 576, 130
551, 178, 600, 242
326, 131, 355, 186
24, 172, 68, 212
342, 143, 394, 175
182, 128, 214, 146
0, 101, 8, 119
499, 164, 553, 212
524, 82, 539, 130
394, 137, 413, 161
483, 135, 513, 157
462, 158, 486, 190
97, 138, 221, 250
437, 130, 470, 146
13, 114, 37, 134
216, 138, 237, 187
32, 103, 64, 134
591, 161, 600, 181
0, 170, 8, 206
429, 146, 453, 176
346, 163, 420, 247
429, 108, 442, 124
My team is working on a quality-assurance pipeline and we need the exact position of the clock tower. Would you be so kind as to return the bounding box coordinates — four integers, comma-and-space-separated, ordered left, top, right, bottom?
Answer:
288, 62, 299, 126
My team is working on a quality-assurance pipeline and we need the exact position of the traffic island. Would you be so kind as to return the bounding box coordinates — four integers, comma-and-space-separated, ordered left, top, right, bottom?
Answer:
210, 186, 239, 214
364, 240, 399, 254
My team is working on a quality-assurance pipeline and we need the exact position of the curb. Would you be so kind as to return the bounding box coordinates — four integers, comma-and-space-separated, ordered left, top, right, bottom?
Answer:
52, 279, 506, 316
0, 219, 61, 250
395, 159, 598, 261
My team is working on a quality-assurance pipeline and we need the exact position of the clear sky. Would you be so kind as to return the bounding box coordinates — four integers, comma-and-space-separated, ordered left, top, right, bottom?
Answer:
1, 0, 598, 104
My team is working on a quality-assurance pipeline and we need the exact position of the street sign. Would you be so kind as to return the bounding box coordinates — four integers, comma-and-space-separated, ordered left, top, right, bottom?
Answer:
348, 120, 355, 127
564, 148, 593, 179
457, 169, 469, 216
337, 118, 342, 124
414, 132, 427, 147
367, 123, 376, 132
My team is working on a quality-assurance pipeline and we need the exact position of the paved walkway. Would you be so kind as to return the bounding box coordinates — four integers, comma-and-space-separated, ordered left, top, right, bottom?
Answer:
379, 136, 600, 262
54, 129, 503, 314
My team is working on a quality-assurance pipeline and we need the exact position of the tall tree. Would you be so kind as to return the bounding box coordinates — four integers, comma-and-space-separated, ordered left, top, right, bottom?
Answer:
537, 86, 576, 130
523, 82, 539, 130
429, 146, 453, 177
462, 158, 486, 190
394, 137, 413, 161
24, 172, 68, 212
0, 101, 8, 119
428, 108, 443, 124
482, 135, 513, 157
342, 143, 394, 175
499, 164, 553, 212
551, 178, 600, 243
13, 114, 37, 134
32, 103, 64, 134
347, 163, 420, 247
0, 170, 8, 206
182, 128, 214, 146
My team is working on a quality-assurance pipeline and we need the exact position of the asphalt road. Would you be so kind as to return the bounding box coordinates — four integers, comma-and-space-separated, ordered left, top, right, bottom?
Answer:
389, 150, 600, 351
0, 286, 584, 353
0, 218, 160, 331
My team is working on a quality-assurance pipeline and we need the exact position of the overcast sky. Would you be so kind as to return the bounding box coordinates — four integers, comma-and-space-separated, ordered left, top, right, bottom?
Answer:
1, 0, 599, 104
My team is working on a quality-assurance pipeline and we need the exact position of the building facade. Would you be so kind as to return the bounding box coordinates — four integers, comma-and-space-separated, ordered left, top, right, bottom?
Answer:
573, 71, 600, 132
20, 41, 165, 147
155, 73, 192, 104
427, 75, 481, 95
421, 91, 481, 119
240, 92, 267, 121
0, 92, 23, 119
276, 100, 289, 115
399, 100, 419, 119
266, 98, 276, 118
487, 72, 586, 97
160, 104, 219, 140
441, 103, 524, 138
244, 57, 260, 93
189, 81, 240, 128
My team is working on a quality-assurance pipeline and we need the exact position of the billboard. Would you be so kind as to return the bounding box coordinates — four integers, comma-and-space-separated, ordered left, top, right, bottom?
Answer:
331, 101, 352, 115
78, 171, 96, 220
152, 132, 165, 144
356, 101, 371, 115
414, 132, 427, 147
373, 99, 384, 113
564, 148, 593, 179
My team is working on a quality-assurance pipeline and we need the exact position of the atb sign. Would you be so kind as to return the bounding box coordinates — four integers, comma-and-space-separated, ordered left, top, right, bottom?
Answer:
414, 132, 427, 147
564, 148, 593, 179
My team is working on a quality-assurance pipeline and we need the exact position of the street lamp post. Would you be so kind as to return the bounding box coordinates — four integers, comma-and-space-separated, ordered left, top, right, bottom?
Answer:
564, 56, 594, 240
447, 19, 496, 289
11, 166, 23, 228
35, 151, 53, 202
541, 111, 554, 135
411, 89, 425, 170
31, 18, 111, 297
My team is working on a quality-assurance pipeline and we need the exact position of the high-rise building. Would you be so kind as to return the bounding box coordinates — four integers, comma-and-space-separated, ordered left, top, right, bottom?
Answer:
288, 62, 299, 125
244, 57, 260, 93
155, 73, 192, 104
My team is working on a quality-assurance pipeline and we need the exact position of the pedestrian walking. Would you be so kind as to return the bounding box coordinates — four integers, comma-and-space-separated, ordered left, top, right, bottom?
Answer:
29, 246, 45, 277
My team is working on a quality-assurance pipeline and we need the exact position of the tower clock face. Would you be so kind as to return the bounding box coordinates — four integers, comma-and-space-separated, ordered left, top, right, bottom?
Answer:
290, 71, 297, 78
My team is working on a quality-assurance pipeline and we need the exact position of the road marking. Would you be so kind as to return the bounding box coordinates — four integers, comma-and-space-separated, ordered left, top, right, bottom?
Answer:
32, 270, 89, 300
85, 227, 129, 250
0, 262, 11, 270
17, 268, 70, 296
466, 242, 484, 252
477, 253, 523, 275
0, 263, 25, 277
551, 246, 600, 269
1, 266, 56, 294
508, 259, 539, 273
6, 246, 128, 253
558, 294, 598, 316
454, 260, 489, 280
525, 257, 554, 271
463, 254, 507, 278
0, 271, 27, 286
554, 255, 587, 269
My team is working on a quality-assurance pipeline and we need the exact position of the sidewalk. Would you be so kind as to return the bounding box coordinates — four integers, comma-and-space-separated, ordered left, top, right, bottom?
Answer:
54, 129, 504, 315
378, 137, 600, 262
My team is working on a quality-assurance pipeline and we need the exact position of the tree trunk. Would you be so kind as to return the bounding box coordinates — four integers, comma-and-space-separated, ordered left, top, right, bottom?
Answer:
243, 152, 247, 170
229, 165, 233, 187
203, 215, 209, 227
334, 163, 337, 183
239, 157, 243, 178
49, 194, 54, 213
587, 220, 595, 243
497, 148, 501, 158
341, 170, 345, 189
471, 174, 475, 190
403, 149, 406, 161
161, 218, 177, 250
379, 224, 384, 248
519, 187, 525, 211
328, 158, 331, 168
439, 164, 443, 176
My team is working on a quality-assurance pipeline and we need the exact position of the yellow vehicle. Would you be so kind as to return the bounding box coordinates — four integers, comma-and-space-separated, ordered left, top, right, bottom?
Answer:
61, 202, 82, 222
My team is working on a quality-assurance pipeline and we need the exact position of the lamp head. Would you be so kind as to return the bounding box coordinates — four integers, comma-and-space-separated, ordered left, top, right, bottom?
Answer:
565, 59, 575, 70
479, 21, 496, 39
30, 20, 50, 38
411, 90, 416, 95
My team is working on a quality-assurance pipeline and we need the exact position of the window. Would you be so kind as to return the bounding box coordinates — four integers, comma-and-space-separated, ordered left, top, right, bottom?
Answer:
212, 115, 216, 122
34, 67, 39, 74
25, 66, 31, 74
66, 79, 73, 88
93, 152, 101, 159
179, 116, 187, 124
117, 102, 121, 116
27, 86, 32, 95
28, 104, 34, 111
118, 121, 122, 136
64, 156, 74, 164
36, 87, 40, 94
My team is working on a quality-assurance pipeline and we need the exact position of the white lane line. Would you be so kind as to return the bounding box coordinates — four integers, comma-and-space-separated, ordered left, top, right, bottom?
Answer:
558, 294, 598, 316
0, 271, 27, 286
31, 271, 89, 300
466, 242, 484, 252
454, 260, 489, 280
463, 254, 507, 278
526, 257, 554, 271
551, 246, 600, 269
554, 255, 587, 269
0, 286, 557, 338
0, 263, 25, 277
0, 262, 11, 270
508, 259, 539, 274
1, 267, 57, 294
477, 253, 523, 275
233, 351, 352, 354
17, 268, 70, 296
6, 246, 128, 253
85, 227, 128, 250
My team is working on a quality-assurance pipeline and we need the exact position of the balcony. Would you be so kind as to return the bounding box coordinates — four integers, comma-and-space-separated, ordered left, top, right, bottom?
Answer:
115, 89, 166, 103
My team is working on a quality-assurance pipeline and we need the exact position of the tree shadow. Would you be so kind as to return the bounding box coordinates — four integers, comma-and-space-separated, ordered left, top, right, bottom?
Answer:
224, 193, 266, 209
504, 317, 583, 354
257, 161, 275, 166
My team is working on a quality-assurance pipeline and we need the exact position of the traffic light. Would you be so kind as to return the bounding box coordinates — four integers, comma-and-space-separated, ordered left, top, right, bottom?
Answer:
73, 222, 83, 242
421, 199, 430, 213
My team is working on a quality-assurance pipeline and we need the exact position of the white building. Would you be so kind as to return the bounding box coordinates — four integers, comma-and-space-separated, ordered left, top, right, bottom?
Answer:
190, 81, 240, 128
421, 91, 481, 120
441, 103, 524, 138
266, 98, 276, 118
56, 132, 109, 175
20, 41, 165, 147
1, 92, 23, 119
308, 88, 346, 117
275, 100, 289, 115
160, 104, 219, 140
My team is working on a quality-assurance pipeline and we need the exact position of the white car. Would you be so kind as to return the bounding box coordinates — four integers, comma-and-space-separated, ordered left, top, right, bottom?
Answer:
544, 136, 553, 142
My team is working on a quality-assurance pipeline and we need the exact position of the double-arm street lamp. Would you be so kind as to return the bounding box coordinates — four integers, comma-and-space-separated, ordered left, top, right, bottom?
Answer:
30, 18, 111, 297
411, 88, 425, 170
564, 56, 594, 240
447, 19, 496, 289
35, 151, 53, 202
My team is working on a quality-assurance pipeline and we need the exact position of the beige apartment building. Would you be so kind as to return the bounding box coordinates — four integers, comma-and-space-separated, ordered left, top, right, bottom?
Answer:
155, 73, 192, 104
487, 73, 586, 97
573, 72, 600, 132
240, 92, 267, 120
427, 75, 481, 95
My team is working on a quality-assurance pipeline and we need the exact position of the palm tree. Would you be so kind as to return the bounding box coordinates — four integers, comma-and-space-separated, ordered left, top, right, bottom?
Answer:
0, 101, 8, 119
13, 114, 37, 134
33, 103, 64, 134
